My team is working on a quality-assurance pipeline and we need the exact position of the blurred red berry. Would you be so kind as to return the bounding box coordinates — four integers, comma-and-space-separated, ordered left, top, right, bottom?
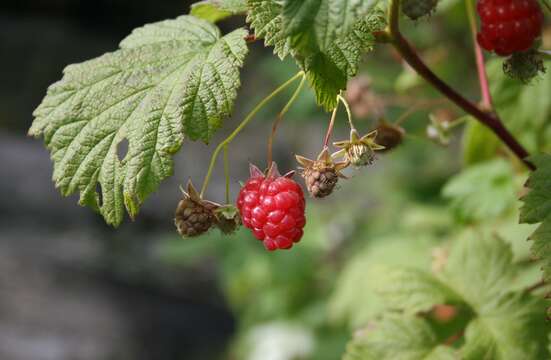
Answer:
237, 164, 306, 251
476, 0, 544, 56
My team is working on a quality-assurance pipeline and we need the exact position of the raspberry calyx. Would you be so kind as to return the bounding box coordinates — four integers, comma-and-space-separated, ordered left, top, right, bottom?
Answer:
296, 147, 348, 198
333, 129, 385, 167
476, 0, 544, 56
236, 163, 306, 251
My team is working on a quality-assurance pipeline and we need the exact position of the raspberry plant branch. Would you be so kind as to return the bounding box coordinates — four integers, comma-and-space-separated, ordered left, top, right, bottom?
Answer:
267, 74, 306, 167
385, 0, 535, 170
466, 0, 493, 109
200, 71, 305, 197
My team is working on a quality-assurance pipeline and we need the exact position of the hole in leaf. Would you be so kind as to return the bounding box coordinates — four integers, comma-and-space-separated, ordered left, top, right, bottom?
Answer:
117, 138, 129, 161
96, 183, 103, 208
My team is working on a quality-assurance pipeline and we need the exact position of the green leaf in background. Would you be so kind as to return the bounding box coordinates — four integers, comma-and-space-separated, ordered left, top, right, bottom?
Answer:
520, 154, 551, 282
379, 268, 461, 315
191, 0, 247, 23
344, 315, 457, 360
329, 233, 438, 328
29, 16, 248, 226
486, 58, 551, 153
442, 159, 517, 223
377, 234, 550, 359
247, 0, 384, 110
461, 293, 548, 360
461, 118, 501, 165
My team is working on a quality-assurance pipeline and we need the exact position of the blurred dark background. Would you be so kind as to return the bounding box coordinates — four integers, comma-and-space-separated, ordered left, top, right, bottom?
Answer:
1, 1, 240, 359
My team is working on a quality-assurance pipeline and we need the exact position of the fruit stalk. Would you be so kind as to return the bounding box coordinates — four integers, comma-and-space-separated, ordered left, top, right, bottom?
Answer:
385, 0, 535, 170
267, 74, 306, 167
200, 71, 305, 197
466, 0, 493, 109
323, 102, 340, 147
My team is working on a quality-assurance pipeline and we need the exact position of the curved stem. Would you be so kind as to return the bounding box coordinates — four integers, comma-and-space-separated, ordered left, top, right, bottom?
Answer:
323, 102, 340, 147
200, 71, 305, 197
267, 74, 306, 166
337, 94, 356, 131
466, 0, 493, 109
385, 0, 534, 170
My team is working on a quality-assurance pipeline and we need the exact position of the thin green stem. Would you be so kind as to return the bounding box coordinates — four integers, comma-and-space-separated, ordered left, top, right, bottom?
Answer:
323, 102, 340, 147
337, 94, 356, 131
542, 0, 551, 13
200, 71, 305, 197
267, 74, 306, 166
223, 144, 230, 204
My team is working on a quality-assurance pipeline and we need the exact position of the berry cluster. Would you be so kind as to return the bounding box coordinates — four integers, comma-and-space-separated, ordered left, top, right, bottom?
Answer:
237, 164, 306, 251
476, 0, 544, 56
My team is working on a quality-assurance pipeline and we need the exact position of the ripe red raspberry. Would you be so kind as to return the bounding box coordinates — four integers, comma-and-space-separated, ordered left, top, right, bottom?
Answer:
476, 0, 544, 56
236, 163, 306, 251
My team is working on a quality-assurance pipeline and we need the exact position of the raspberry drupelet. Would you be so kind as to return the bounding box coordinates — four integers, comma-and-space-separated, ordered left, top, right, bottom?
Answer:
237, 163, 306, 251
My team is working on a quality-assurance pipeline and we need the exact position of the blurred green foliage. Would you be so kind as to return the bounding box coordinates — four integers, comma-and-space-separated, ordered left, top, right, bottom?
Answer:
153, 1, 551, 358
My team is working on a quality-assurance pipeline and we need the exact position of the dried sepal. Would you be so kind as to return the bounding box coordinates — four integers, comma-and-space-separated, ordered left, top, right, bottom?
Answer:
214, 204, 241, 235
333, 129, 385, 167
296, 147, 348, 198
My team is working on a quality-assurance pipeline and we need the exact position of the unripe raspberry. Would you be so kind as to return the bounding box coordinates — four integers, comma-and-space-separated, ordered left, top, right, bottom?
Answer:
374, 120, 405, 152
476, 0, 544, 56
402, 0, 439, 20
174, 181, 217, 237
296, 148, 348, 198
236, 163, 306, 251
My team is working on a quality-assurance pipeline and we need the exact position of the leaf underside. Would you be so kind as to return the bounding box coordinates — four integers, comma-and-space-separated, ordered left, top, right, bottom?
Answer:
29, 16, 248, 226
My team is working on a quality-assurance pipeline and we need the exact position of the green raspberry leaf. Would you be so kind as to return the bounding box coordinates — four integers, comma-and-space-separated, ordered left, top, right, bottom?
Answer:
282, 0, 378, 49
378, 234, 551, 359
442, 159, 517, 223
29, 16, 248, 226
247, 0, 385, 110
191, 0, 247, 23
344, 314, 457, 360
520, 154, 551, 282
246, 0, 292, 59
379, 268, 461, 315
462, 293, 549, 360
485, 58, 551, 154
